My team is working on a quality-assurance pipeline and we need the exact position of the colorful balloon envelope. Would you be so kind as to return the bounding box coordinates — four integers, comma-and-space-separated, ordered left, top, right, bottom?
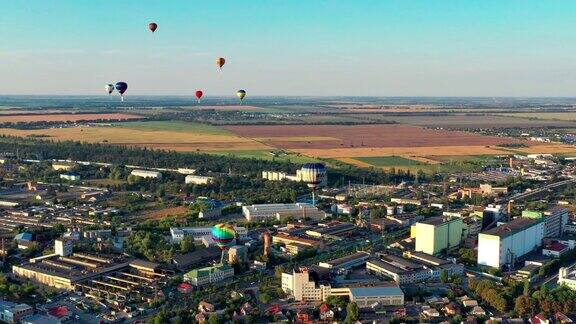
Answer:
301, 163, 327, 189
211, 224, 236, 250
195, 90, 203, 103
236, 90, 246, 104
216, 57, 225, 70
148, 22, 158, 33
105, 84, 114, 95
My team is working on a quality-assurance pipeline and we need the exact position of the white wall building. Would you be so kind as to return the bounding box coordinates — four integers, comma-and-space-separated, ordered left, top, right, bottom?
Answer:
54, 239, 73, 257
130, 169, 162, 179
242, 203, 325, 221
558, 264, 576, 290
281, 268, 404, 306
477, 218, 544, 269
185, 175, 214, 185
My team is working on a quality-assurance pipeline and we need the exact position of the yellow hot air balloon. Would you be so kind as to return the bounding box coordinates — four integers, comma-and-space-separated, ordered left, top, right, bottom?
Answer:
236, 90, 246, 105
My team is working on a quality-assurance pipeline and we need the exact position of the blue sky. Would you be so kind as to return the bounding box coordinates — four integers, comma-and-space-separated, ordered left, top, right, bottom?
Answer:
1, 0, 575, 96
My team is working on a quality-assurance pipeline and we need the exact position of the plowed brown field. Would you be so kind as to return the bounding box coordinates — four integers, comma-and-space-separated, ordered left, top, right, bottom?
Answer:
224, 124, 522, 149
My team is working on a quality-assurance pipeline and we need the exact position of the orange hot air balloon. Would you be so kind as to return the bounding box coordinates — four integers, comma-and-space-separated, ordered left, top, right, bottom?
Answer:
148, 22, 158, 33
216, 57, 225, 70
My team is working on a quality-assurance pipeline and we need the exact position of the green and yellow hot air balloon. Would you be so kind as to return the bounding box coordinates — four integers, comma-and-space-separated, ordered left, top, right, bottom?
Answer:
236, 90, 246, 105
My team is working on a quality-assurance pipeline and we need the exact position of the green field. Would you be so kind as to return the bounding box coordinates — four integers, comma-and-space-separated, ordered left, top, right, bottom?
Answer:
353, 155, 496, 174
114, 121, 231, 135
206, 150, 321, 164
356, 156, 426, 167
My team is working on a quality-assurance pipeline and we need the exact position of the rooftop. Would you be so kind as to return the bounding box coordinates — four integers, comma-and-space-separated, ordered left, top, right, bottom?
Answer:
481, 217, 541, 238
349, 286, 404, 297
322, 251, 370, 267
420, 216, 458, 226
185, 264, 232, 279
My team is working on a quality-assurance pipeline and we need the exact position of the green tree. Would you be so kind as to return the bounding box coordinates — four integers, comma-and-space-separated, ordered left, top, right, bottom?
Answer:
207, 314, 220, 324
180, 236, 195, 253
152, 310, 168, 324
440, 270, 449, 283
514, 295, 535, 317
345, 302, 359, 323
325, 295, 347, 308
259, 292, 272, 304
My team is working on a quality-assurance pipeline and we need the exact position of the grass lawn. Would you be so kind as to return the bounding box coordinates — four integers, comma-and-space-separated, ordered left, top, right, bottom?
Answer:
114, 121, 231, 135
351, 155, 497, 174
356, 156, 426, 167
206, 150, 320, 164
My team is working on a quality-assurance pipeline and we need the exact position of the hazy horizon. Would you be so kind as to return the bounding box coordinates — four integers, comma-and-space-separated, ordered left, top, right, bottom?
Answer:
2, 1, 576, 97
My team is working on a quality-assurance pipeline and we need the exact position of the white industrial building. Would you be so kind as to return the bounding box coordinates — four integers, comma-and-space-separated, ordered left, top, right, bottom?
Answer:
281, 268, 404, 306
170, 226, 248, 243
522, 207, 569, 238
185, 175, 214, 185
558, 264, 576, 290
242, 203, 326, 221
477, 218, 544, 269
130, 169, 162, 179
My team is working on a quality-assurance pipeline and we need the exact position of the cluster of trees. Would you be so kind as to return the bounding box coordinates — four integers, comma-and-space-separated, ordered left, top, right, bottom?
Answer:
457, 248, 476, 266
469, 278, 510, 313
0, 275, 36, 301
515, 285, 576, 317
259, 273, 286, 304
0, 135, 415, 185
125, 231, 175, 262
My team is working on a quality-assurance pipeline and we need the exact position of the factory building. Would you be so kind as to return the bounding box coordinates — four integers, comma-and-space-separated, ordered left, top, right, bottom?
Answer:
130, 169, 162, 179
59, 173, 81, 181
522, 207, 569, 238
52, 162, 74, 171
318, 251, 371, 270
242, 203, 326, 222
184, 264, 234, 287
366, 252, 464, 285
54, 239, 73, 257
558, 264, 576, 290
477, 218, 544, 269
414, 217, 463, 255
261, 169, 327, 187
281, 268, 404, 306
184, 175, 214, 185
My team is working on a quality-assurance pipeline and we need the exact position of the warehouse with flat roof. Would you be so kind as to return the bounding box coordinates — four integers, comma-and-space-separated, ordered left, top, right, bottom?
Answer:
477, 217, 544, 269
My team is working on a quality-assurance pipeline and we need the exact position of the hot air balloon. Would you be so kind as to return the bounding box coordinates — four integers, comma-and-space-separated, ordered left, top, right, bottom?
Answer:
195, 90, 203, 103
212, 224, 236, 263
148, 22, 158, 33
105, 84, 114, 96
115, 82, 128, 102
236, 90, 246, 105
216, 57, 225, 71
300, 163, 327, 205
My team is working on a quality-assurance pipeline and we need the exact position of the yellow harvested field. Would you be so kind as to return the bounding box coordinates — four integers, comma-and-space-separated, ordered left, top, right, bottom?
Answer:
498, 112, 576, 121
514, 144, 576, 154
0, 126, 269, 151
336, 157, 374, 168
292, 146, 511, 158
